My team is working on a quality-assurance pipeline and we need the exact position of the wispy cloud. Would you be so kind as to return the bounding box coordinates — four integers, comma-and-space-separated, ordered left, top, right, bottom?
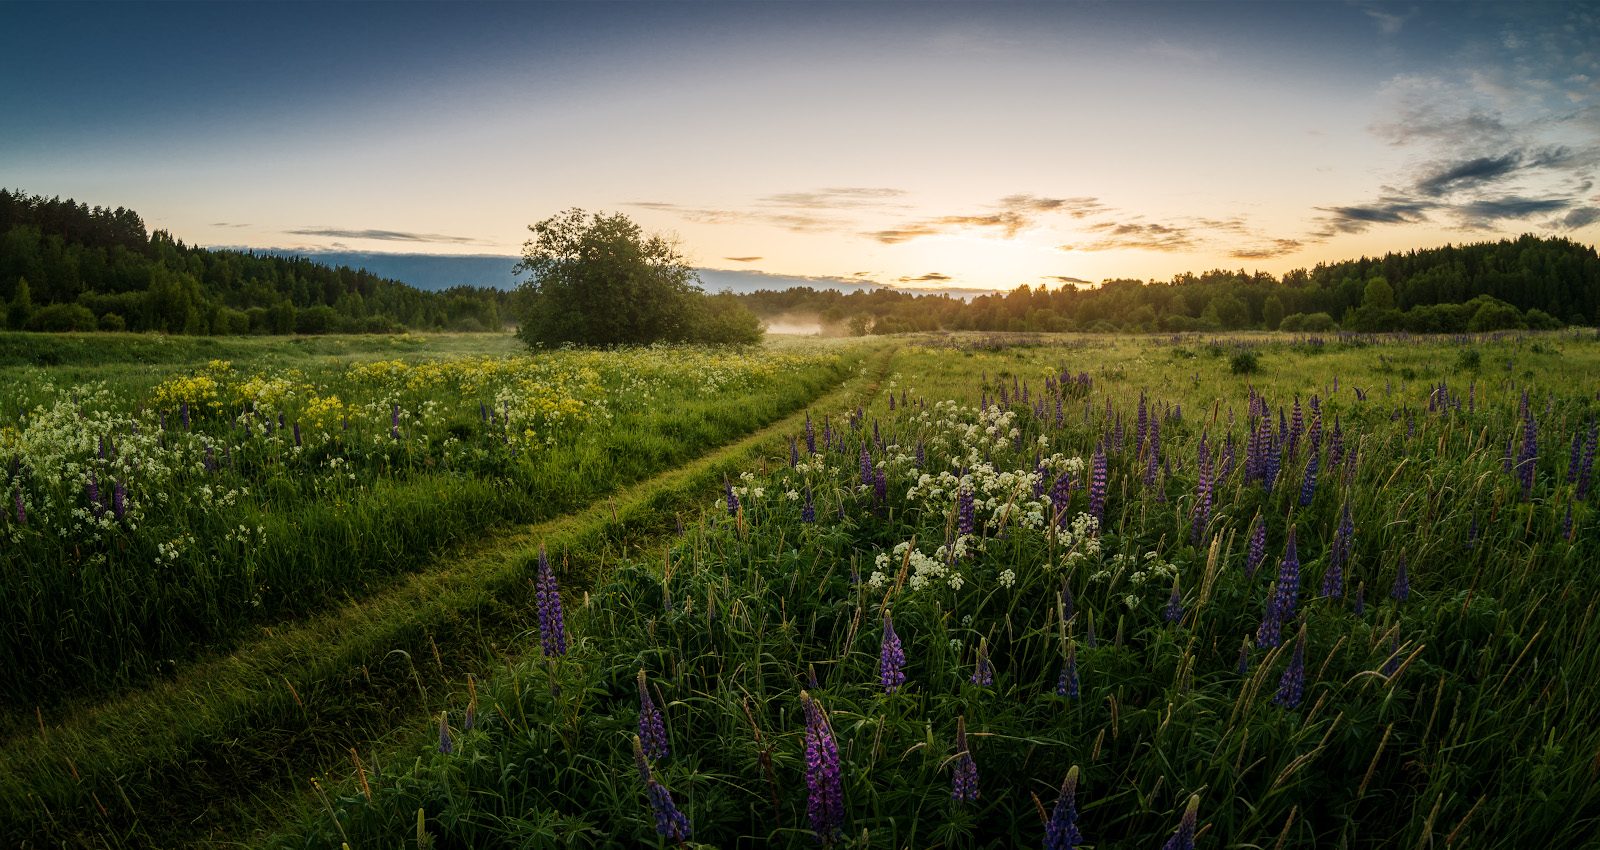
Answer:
1361, 4, 1417, 35
1230, 239, 1305, 260
628, 200, 843, 233
211, 222, 249, 228
1044, 275, 1092, 286
285, 227, 486, 245
898, 272, 951, 283
862, 194, 1106, 244
1064, 220, 1198, 253
723, 256, 763, 262
758, 188, 908, 210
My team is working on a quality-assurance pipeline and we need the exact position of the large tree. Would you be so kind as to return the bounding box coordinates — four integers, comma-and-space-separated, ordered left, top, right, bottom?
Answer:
514, 209, 706, 347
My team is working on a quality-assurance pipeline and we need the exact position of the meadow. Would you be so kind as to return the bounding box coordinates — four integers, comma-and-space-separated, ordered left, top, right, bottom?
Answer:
264, 330, 1600, 849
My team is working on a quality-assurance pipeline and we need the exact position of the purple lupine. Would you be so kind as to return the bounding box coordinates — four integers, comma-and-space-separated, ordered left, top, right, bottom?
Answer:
638, 670, 669, 759
1519, 412, 1538, 500
859, 444, 873, 486
801, 691, 844, 845
1236, 637, 1250, 676
86, 472, 102, 518
1274, 527, 1302, 624
1323, 501, 1353, 599
790, 437, 799, 468
13, 488, 23, 524
957, 484, 975, 537
635, 737, 692, 841
1329, 416, 1344, 468
113, 479, 126, 521
293, 421, 302, 448
915, 439, 926, 468
1057, 643, 1079, 698
1161, 795, 1201, 850
1044, 765, 1082, 849
1381, 632, 1402, 676
1163, 577, 1184, 624
1570, 431, 1584, 484
1391, 553, 1410, 602
1298, 450, 1318, 507
1191, 434, 1212, 543
1563, 501, 1574, 540
805, 412, 816, 454
535, 545, 567, 656
1245, 515, 1267, 577
391, 403, 401, 440
1353, 582, 1366, 617
1088, 443, 1107, 521
724, 475, 740, 516
1274, 626, 1306, 708
873, 469, 888, 509
1308, 409, 1322, 451
437, 711, 453, 754
951, 716, 980, 804
180, 400, 190, 431
1137, 393, 1149, 455
1287, 396, 1302, 461
802, 485, 816, 524
880, 611, 906, 694
971, 640, 994, 686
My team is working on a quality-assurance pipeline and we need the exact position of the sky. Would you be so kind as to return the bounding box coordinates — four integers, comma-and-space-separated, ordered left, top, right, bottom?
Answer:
3, 1, 1598, 295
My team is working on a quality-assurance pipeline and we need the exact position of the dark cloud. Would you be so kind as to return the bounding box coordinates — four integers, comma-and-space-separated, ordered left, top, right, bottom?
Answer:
723, 256, 763, 262
1456, 196, 1573, 228
1552, 206, 1600, 230
285, 227, 483, 245
897, 272, 951, 283
1311, 198, 1435, 236
1415, 153, 1524, 196
1230, 239, 1305, 260
1044, 275, 1092, 286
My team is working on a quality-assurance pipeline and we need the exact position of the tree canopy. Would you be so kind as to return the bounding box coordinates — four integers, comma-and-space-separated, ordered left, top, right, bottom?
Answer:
514, 209, 762, 347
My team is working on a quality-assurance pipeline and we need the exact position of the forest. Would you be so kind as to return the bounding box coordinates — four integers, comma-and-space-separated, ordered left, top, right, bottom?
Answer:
741, 234, 1600, 335
0, 189, 511, 334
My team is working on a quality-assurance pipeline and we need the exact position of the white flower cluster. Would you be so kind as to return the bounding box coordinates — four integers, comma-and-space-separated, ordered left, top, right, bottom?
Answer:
869, 540, 965, 592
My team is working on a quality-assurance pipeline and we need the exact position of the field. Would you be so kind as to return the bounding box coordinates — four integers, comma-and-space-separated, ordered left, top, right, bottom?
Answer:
4, 329, 1600, 849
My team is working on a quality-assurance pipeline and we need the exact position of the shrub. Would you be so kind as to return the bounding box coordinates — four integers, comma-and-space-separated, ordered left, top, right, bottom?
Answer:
1230, 349, 1260, 374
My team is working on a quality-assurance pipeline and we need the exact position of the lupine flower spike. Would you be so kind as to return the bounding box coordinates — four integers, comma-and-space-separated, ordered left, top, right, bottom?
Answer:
437, 711, 453, 755
634, 736, 692, 841
1391, 553, 1410, 602
1161, 795, 1201, 850
801, 691, 844, 845
638, 670, 669, 759
1163, 576, 1184, 624
535, 545, 567, 656
724, 474, 740, 516
1044, 766, 1082, 849
1274, 624, 1307, 709
951, 716, 980, 804
880, 611, 906, 694
971, 639, 994, 686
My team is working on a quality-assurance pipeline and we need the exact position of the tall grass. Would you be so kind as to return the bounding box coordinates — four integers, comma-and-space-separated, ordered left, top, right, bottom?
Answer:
283, 331, 1600, 848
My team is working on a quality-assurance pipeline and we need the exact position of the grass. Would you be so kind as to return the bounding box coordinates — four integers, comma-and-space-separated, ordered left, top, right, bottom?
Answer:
270, 330, 1600, 849
0, 338, 899, 849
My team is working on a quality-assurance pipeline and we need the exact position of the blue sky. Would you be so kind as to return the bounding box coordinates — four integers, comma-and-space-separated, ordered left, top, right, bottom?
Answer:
3, 1, 1597, 293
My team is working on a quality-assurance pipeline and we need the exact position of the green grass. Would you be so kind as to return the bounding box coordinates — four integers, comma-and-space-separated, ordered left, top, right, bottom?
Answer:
271, 330, 1600, 849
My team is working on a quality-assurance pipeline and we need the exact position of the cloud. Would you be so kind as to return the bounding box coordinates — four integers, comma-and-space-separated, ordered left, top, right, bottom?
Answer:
1551, 206, 1600, 230
210, 222, 249, 228
897, 272, 951, 283
1362, 5, 1417, 35
628, 201, 842, 233
758, 188, 907, 209
723, 256, 763, 262
285, 227, 485, 245
1456, 195, 1574, 228
1414, 153, 1525, 196
1064, 220, 1198, 252
1044, 275, 1092, 286
862, 194, 1106, 244
1230, 239, 1305, 260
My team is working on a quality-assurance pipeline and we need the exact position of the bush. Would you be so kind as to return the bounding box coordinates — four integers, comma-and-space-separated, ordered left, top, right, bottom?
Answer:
97, 312, 126, 332
1456, 348, 1482, 371
28, 302, 97, 332
1279, 312, 1334, 332
1230, 349, 1260, 374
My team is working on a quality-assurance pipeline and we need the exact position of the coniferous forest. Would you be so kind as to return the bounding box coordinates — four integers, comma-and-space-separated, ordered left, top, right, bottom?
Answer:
0, 189, 511, 334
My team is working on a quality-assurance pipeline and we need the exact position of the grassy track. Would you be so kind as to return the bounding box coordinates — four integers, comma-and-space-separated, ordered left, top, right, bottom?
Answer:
0, 342, 898, 850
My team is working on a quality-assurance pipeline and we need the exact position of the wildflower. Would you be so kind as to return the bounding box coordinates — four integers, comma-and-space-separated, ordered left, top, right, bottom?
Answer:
1390, 553, 1409, 602
1274, 625, 1306, 709
535, 545, 567, 656
634, 736, 692, 841
1519, 412, 1538, 500
957, 484, 975, 536
1057, 643, 1079, 698
802, 485, 816, 524
1298, 450, 1318, 506
951, 715, 980, 804
1245, 515, 1266, 577
86, 473, 102, 518
1161, 795, 1201, 850
1044, 766, 1083, 849
437, 711, 453, 754
113, 479, 126, 521
391, 403, 401, 440
1563, 501, 1574, 540
1088, 443, 1108, 521
13, 487, 24, 524
638, 670, 669, 759
1329, 416, 1344, 468
805, 412, 816, 454
1353, 582, 1365, 617
1236, 636, 1250, 676
1163, 576, 1183, 624
1323, 501, 1353, 599
801, 691, 844, 845
724, 474, 740, 516
971, 639, 994, 686
880, 611, 906, 694
1085, 611, 1097, 648
1381, 632, 1402, 676
1191, 434, 1212, 542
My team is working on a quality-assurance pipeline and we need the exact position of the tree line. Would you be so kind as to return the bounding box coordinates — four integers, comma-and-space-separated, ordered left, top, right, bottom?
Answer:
743, 234, 1600, 335
0, 189, 511, 334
